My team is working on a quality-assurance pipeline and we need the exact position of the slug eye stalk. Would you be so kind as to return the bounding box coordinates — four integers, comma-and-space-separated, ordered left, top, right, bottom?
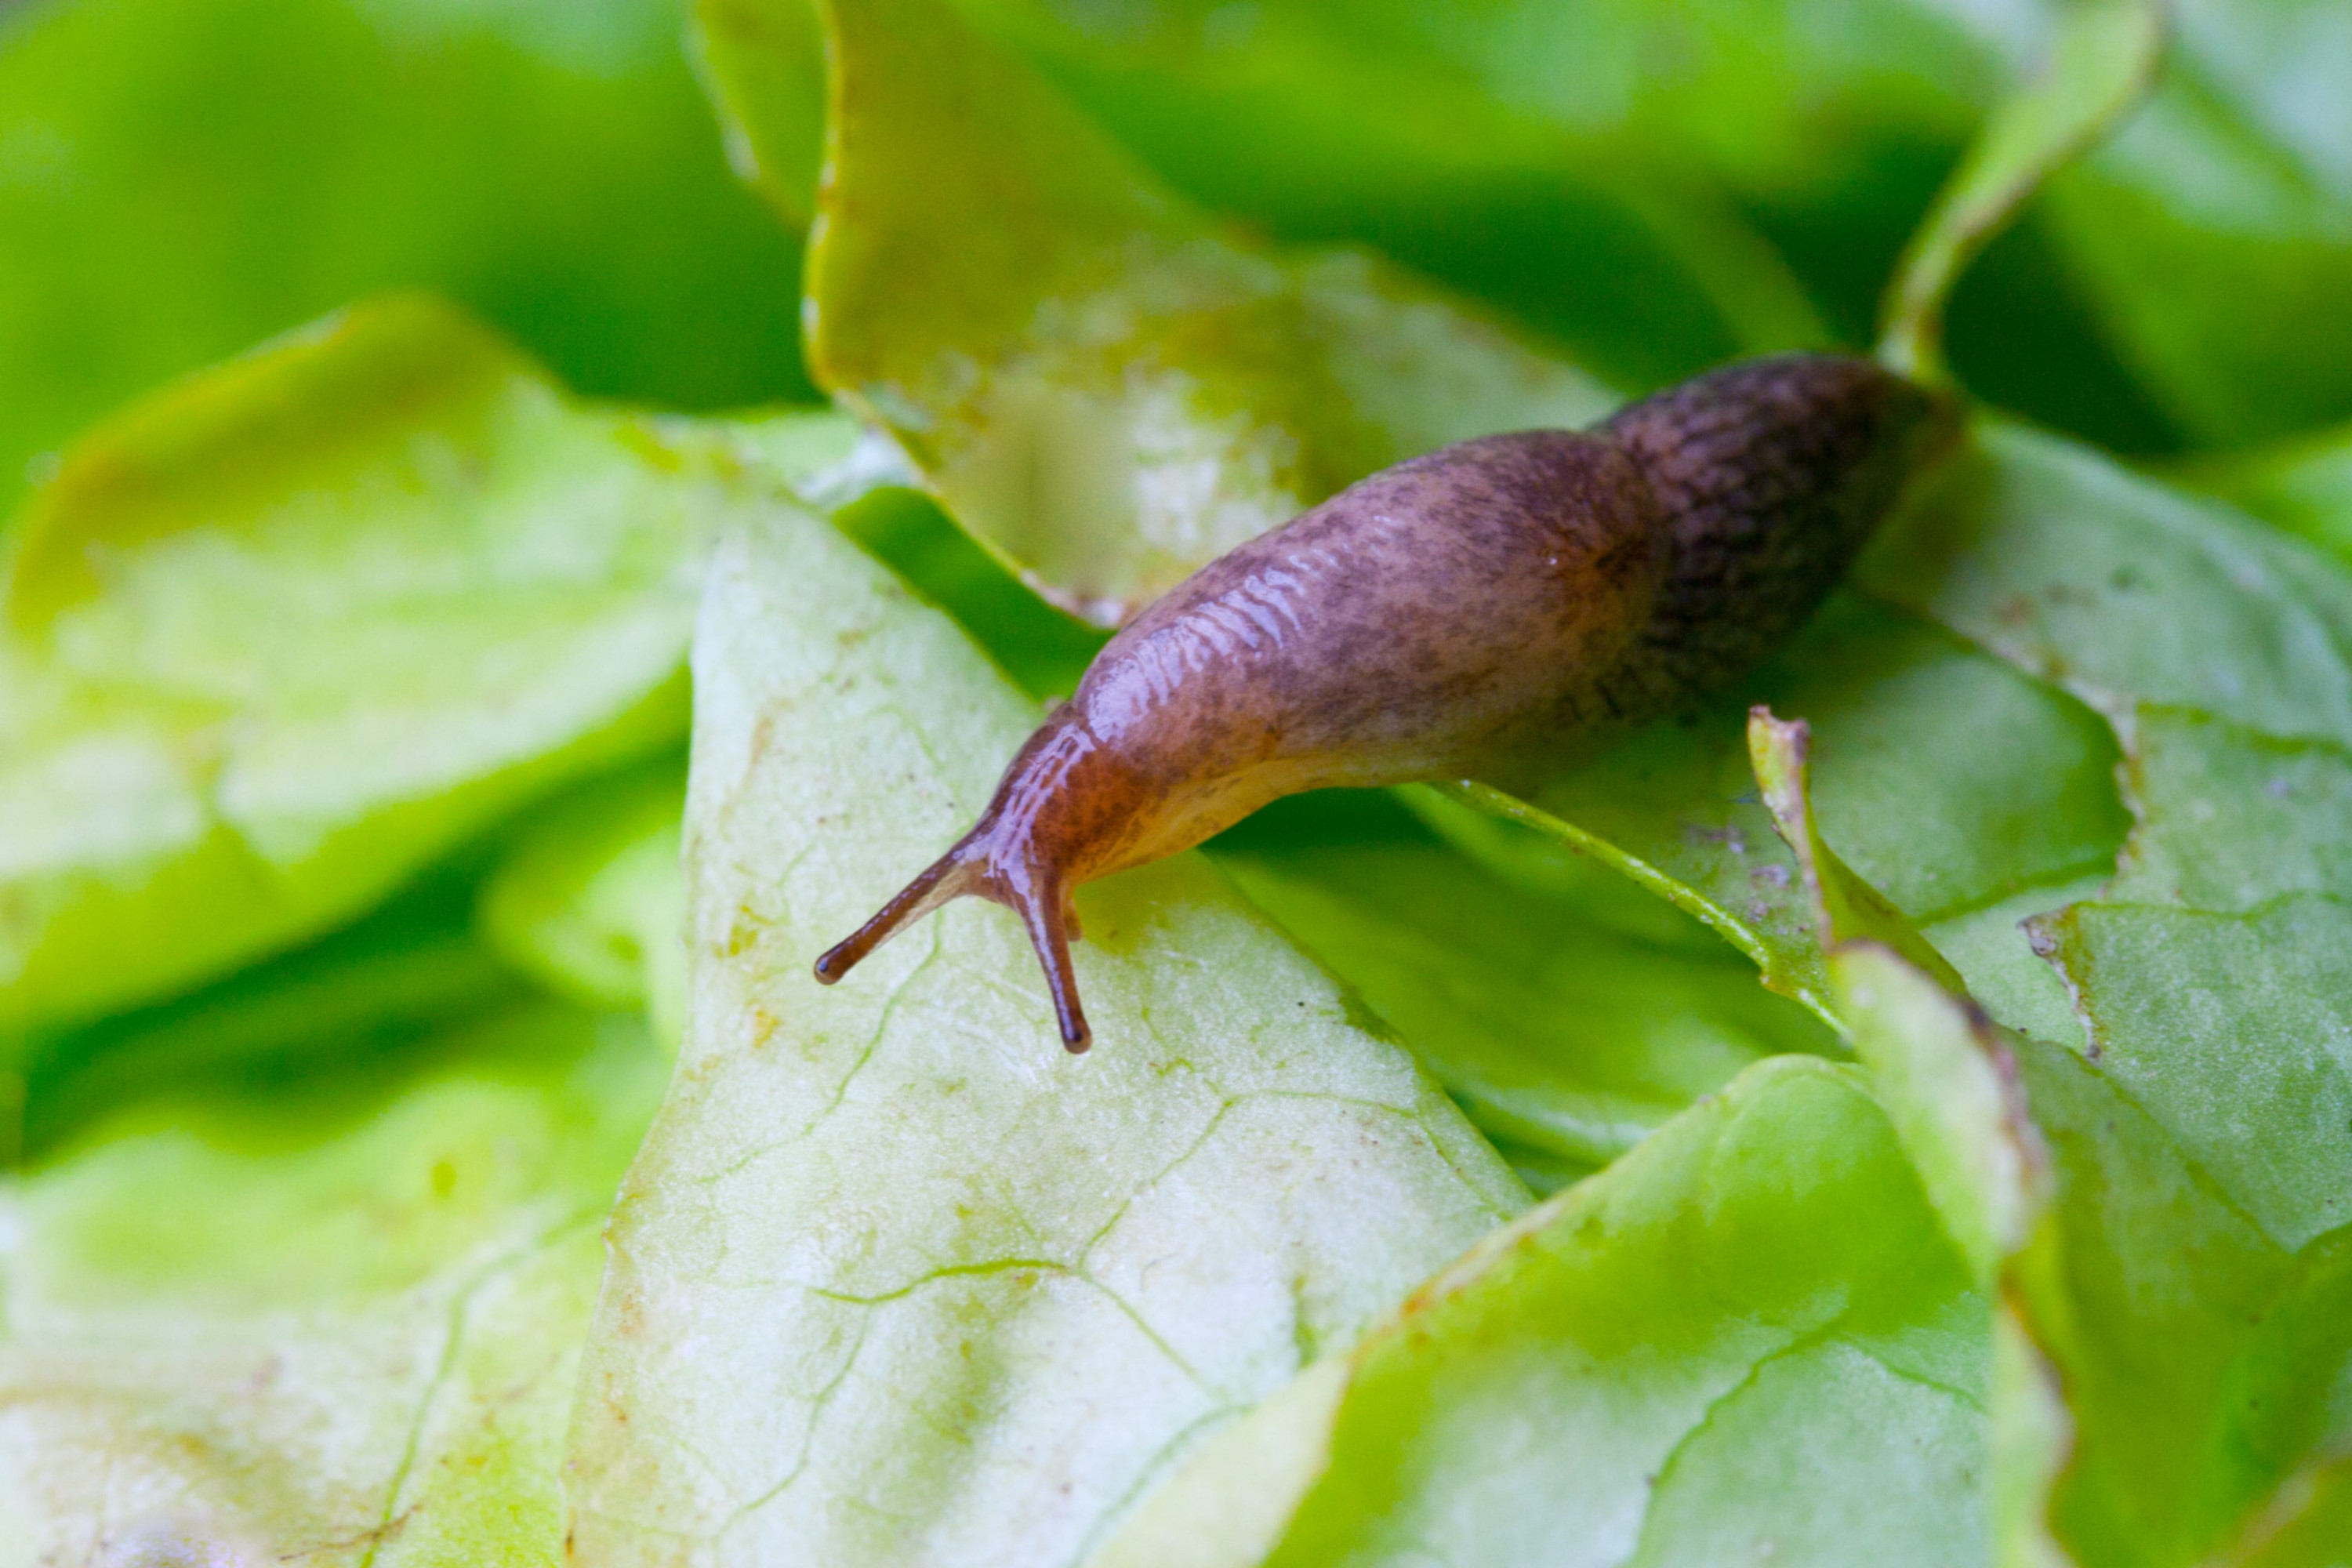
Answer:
815, 834, 1093, 1051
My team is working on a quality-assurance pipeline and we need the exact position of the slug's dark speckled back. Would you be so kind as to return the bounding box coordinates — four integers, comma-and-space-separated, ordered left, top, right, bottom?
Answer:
1606, 354, 1959, 709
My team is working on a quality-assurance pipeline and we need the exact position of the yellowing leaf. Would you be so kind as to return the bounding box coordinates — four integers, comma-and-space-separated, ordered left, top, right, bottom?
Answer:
783, 0, 1613, 622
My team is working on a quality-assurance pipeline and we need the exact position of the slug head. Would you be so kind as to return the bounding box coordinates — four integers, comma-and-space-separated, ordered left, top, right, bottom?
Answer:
815, 721, 1105, 1051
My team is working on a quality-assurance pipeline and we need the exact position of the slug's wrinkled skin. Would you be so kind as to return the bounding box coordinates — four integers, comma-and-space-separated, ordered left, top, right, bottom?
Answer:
817, 353, 1961, 1049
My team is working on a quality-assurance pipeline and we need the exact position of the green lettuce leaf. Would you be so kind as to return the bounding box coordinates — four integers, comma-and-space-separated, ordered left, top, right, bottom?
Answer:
1860, 422, 2352, 746
1446, 412, 2352, 1052
2038, 0, 2352, 444
764, 0, 1617, 622
693, 0, 1831, 394
1877, 0, 2164, 384
564, 503, 1525, 1562
949, 0, 2352, 452
21, 858, 510, 1163
2209, 1450, 2352, 1568
477, 754, 690, 1049
1793, 703, 2352, 1565
0, 995, 668, 1563
0, 0, 811, 520
1210, 804, 1836, 1174
471, 457, 1120, 1068
0, 295, 760, 1043
2183, 421, 2352, 566
1417, 583, 2128, 1031
1087, 1056, 1987, 1568
1674, 408, 2352, 1561
906, 0, 2150, 445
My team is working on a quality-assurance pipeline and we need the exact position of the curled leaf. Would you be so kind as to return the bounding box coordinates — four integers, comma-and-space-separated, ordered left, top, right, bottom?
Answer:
0, 296, 752, 1042
1747, 706, 2042, 1285
782, 0, 1613, 622
1878, 0, 2167, 384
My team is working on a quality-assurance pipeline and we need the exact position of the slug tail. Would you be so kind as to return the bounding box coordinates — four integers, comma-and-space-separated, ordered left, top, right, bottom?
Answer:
814, 846, 981, 984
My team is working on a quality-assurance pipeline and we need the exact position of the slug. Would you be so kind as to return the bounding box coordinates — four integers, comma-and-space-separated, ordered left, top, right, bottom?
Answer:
816, 352, 1960, 1050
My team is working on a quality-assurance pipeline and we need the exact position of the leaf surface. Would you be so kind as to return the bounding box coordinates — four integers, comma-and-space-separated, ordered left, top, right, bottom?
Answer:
0, 997, 667, 1563
1878, 0, 2164, 383
775, 0, 1614, 622
1421, 584, 2127, 1030
1213, 827, 1835, 1174
0, 297, 760, 1040
1087, 1058, 1987, 1568
2186, 422, 2352, 565
564, 505, 1525, 1563
959, 0, 2352, 448
2040, 0, 2352, 442
0, 0, 811, 521
1798, 709, 2352, 1566
479, 754, 690, 1049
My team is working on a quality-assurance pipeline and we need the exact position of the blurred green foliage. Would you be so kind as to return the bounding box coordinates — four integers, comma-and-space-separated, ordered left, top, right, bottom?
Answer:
0, 0, 814, 518
8, 0, 2352, 1560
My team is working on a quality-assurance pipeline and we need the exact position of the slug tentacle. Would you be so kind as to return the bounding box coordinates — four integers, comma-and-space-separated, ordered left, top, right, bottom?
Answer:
816, 352, 1959, 1052
818, 715, 1103, 1049
1014, 880, 1089, 1052
811, 841, 985, 983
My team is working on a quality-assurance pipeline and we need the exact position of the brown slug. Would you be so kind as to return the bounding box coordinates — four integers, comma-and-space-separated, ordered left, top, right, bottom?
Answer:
816, 353, 1960, 1050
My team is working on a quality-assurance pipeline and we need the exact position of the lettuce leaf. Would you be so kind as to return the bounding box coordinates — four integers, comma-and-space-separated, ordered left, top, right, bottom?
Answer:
2184, 421, 2352, 566
0, 296, 755, 1042
932, 0, 2352, 450
1776, 706, 2352, 1565
477, 754, 689, 1049
1414, 583, 2129, 1029
564, 503, 1526, 1562
1087, 1056, 1987, 1568
0, 0, 811, 520
692, 0, 1831, 394
742, 0, 1617, 622
1212, 818, 1836, 1174
0, 996, 667, 1563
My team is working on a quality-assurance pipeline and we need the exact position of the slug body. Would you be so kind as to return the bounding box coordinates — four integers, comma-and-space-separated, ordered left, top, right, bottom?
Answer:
817, 354, 1958, 1049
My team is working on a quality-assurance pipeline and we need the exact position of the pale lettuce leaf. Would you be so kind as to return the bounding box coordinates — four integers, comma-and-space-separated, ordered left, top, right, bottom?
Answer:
563, 503, 1525, 1562
777, 0, 1615, 622
0, 997, 667, 1563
